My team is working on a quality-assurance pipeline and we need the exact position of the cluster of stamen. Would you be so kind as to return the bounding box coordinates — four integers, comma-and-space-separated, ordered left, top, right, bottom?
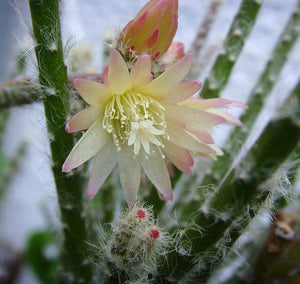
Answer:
102, 91, 166, 154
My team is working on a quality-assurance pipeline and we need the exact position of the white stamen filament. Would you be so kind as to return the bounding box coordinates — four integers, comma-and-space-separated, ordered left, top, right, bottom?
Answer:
102, 91, 166, 154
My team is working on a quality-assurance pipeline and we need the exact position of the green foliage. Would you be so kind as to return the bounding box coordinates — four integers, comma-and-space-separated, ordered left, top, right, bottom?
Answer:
26, 231, 59, 284
0, 0, 298, 283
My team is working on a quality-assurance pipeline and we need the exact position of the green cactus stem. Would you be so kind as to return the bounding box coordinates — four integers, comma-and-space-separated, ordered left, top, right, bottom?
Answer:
157, 86, 300, 281
200, 0, 262, 99
201, 0, 300, 194
0, 79, 40, 110
29, 0, 92, 283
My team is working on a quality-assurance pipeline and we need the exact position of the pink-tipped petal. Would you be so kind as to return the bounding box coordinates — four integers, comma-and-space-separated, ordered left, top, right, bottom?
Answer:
167, 126, 216, 154
163, 139, 194, 167
135, 0, 161, 18
187, 129, 215, 144
74, 79, 110, 106
65, 107, 99, 133
130, 55, 153, 87
167, 155, 193, 175
141, 146, 173, 201
164, 103, 226, 129
108, 49, 131, 94
181, 98, 244, 110
87, 142, 118, 199
141, 54, 194, 99
102, 65, 109, 85
163, 81, 202, 103
122, 12, 148, 42
62, 119, 109, 172
134, 1, 165, 46
118, 145, 142, 205
230, 100, 248, 109
207, 109, 243, 126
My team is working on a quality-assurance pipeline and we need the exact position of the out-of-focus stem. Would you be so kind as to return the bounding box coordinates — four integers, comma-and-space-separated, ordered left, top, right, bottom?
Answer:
0, 80, 40, 110
189, 0, 223, 79
0, 74, 101, 111
200, 0, 262, 99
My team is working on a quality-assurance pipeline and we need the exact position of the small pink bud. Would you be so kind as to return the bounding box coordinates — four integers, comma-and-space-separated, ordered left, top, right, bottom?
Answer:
149, 228, 160, 240
160, 41, 185, 67
136, 208, 146, 219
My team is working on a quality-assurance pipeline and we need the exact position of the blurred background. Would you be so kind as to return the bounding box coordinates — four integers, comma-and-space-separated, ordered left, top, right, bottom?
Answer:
0, 0, 299, 283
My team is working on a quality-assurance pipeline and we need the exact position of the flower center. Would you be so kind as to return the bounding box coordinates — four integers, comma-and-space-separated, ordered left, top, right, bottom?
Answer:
102, 92, 166, 154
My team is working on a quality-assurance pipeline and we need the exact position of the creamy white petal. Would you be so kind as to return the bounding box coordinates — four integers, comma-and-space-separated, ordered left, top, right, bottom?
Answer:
62, 119, 109, 172
167, 154, 193, 175
108, 49, 131, 94
65, 107, 100, 133
164, 103, 226, 129
118, 146, 141, 205
87, 142, 118, 199
140, 53, 193, 99
167, 126, 216, 154
141, 146, 173, 200
180, 98, 232, 109
186, 129, 215, 144
74, 79, 110, 106
130, 55, 152, 87
207, 109, 243, 126
163, 81, 202, 103
163, 139, 194, 167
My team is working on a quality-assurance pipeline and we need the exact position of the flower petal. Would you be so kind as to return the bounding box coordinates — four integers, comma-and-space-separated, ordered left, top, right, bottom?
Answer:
141, 53, 194, 99
164, 103, 226, 129
65, 107, 100, 133
141, 146, 173, 201
102, 65, 109, 85
134, 1, 165, 46
187, 129, 215, 144
167, 154, 193, 175
135, 0, 161, 18
142, 28, 160, 49
200, 144, 224, 161
167, 126, 216, 154
108, 49, 131, 94
130, 55, 152, 88
163, 139, 194, 167
155, 13, 178, 56
74, 79, 110, 106
163, 81, 202, 103
180, 98, 241, 110
207, 109, 243, 126
118, 146, 141, 205
62, 119, 109, 172
87, 142, 118, 199
122, 12, 148, 43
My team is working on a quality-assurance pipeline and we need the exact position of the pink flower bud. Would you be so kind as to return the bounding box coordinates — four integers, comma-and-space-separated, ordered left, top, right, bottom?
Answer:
136, 208, 146, 219
118, 0, 178, 60
160, 41, 185, 67
149, 228, 160, 240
